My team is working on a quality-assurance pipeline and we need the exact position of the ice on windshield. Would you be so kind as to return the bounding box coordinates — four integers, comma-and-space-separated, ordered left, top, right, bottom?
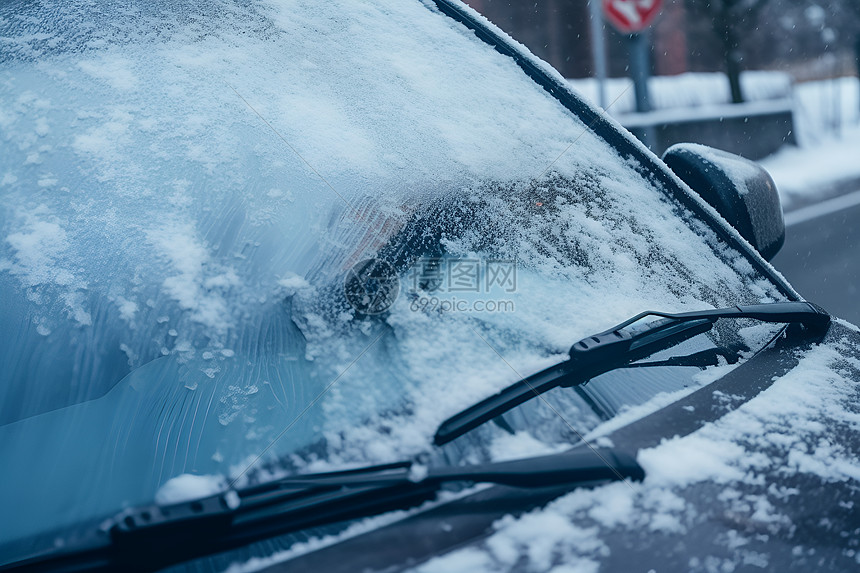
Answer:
0, 0, 785, 548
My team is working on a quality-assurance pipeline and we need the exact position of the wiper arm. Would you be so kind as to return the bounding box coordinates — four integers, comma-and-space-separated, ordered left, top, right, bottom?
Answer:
434, 302, 830, 446
3, 450, 642, 572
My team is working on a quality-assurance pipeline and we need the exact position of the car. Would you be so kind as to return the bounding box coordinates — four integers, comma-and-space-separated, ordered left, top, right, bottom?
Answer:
1, 1, 859, 572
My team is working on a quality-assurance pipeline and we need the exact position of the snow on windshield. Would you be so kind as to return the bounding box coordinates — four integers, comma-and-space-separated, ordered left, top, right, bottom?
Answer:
0, 0, 785, 547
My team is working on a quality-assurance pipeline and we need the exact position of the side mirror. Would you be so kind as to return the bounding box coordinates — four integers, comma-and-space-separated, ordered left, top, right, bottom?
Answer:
662, 144, 785, 261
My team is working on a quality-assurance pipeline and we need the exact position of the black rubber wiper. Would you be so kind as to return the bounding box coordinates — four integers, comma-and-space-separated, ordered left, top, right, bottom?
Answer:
434, 301, 830, 446
2, 449, 642, 572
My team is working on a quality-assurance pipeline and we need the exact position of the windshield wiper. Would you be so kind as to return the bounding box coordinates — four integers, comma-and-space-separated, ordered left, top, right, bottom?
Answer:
434, 301, 830, 446
2, 449, 642, 572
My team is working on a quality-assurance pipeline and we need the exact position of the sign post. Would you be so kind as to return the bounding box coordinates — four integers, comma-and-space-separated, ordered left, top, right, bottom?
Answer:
629, 32, 651, 113
855, 35, 860, 119
602, 0, 662, 147
588, 0, 608, 110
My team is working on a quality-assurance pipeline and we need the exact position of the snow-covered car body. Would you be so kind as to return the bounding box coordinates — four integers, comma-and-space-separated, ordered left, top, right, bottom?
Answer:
0, 1, 858, 572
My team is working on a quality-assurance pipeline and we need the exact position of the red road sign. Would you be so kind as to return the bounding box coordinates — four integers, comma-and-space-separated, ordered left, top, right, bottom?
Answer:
602, 0, 662, 34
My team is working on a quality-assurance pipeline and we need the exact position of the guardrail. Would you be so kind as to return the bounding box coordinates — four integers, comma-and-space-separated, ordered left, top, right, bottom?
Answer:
617, 99, 796, 160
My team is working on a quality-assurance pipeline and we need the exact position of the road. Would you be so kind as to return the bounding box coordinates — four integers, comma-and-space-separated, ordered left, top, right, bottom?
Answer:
771, 189, 860, 325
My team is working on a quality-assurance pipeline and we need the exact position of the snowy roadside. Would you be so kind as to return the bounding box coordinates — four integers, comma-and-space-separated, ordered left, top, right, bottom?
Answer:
760, 76, 860, 209
570, 73, 860, 210
760, 125, 860, 209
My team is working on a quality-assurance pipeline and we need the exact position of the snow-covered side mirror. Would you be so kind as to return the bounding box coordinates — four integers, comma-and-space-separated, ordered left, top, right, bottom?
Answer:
662, 143, 785, 261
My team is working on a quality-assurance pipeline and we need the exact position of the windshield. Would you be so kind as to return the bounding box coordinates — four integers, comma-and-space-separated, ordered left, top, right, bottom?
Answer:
0, 0, 787, 554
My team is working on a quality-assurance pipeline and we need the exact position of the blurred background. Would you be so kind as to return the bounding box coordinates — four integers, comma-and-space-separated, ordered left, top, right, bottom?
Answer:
466, 0, 860, 324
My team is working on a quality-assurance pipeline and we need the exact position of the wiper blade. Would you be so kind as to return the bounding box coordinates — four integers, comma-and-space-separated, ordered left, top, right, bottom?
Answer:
3, 450, 643, 572
434, 302, 830, 446
627, 345, 742, 369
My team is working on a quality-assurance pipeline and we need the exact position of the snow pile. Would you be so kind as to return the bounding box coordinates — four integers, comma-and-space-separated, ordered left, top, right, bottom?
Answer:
413, 511, 607, 573
570, 71, 860, 203
154, 473, 227, 506
760, 77, 860, 204
568, 71, 793, 115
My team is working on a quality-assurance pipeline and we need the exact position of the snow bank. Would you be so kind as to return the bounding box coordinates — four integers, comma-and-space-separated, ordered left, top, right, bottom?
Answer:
571, 72, 860, 203
760, 77, 860, 204
568, 71, 793, 115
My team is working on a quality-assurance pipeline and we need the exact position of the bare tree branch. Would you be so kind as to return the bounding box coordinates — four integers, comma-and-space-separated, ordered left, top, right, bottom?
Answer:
685, 0, 773, 102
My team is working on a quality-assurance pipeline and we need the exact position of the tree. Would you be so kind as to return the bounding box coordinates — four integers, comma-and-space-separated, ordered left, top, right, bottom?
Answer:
685, 0, 771, 103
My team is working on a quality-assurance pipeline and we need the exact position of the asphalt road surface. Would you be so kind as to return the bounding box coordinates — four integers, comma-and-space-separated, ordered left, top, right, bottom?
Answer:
772, 188, 860, 325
